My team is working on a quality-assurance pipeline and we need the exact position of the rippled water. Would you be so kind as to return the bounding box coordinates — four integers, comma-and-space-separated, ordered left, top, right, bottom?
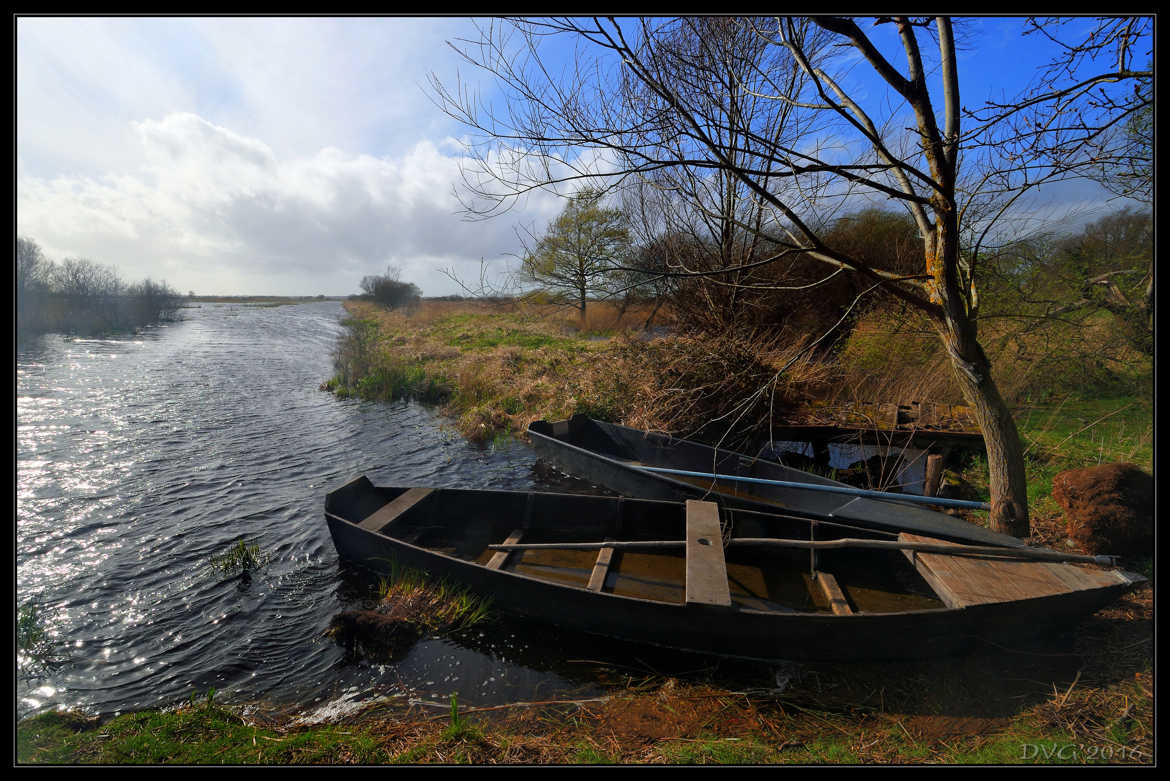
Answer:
17, 302, 643, 719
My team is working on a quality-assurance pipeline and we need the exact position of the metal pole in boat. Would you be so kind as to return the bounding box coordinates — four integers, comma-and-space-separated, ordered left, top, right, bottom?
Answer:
810, 517, 818, 577
633, 466, 992, 511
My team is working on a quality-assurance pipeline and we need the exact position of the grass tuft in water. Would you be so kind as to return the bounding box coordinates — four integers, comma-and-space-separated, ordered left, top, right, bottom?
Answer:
375, 561, 494, 632
209, 539, 269, 578
441, 694, 483, 743
17, 603, 68, 678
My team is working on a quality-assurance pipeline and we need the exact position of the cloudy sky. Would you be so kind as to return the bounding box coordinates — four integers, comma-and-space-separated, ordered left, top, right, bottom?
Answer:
16, 16, 569, 296
16, 16, 1145, 297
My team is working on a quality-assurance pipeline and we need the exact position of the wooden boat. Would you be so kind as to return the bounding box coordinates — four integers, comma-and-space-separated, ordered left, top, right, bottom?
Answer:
527, 415, 1024, 549
324, 476, 1144, 661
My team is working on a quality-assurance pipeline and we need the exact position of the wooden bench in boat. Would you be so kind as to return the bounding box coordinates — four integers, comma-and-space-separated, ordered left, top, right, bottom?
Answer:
588, 543, 617, 592
358, 488, 433, 532
486, 495, 536, 572
899, 532, 1130, 608
815, 571, 854, 615
487, 529, 525, 570
685, 500, 732, 607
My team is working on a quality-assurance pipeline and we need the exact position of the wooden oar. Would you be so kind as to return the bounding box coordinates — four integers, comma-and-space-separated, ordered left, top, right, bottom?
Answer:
486, 538, 1118, 566
632, 465, 993, 511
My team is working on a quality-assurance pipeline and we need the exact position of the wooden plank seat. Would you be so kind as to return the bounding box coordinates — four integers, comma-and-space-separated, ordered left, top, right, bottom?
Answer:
815, 571, 854, 615
684, 500, 732, 607
486, 529, 525, 571
358, 488, 433, 532
587, 544, 616, 592
485, 495, 535, 572
899, 532, 1128, 608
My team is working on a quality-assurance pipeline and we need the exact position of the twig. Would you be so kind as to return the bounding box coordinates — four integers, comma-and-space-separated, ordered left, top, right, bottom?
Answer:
1057, 669, 1082, 708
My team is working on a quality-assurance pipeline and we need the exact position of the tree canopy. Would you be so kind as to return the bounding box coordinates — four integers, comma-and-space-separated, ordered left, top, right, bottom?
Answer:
520, 188, 631, 314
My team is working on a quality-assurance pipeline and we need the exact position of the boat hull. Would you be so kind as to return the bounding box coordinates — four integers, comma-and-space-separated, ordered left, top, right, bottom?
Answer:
528, 415, 1025, 548
325, 481, 1138, 662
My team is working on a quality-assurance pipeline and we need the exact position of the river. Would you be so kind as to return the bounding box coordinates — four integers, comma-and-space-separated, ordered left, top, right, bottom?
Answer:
17, 301, 655, 721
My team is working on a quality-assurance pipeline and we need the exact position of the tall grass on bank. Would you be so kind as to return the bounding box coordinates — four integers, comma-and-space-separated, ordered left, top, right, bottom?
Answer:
829, 307, 1152, 410
323, 299, 829, 446
820, 305, 1152, 528
963, 396, 1153, 532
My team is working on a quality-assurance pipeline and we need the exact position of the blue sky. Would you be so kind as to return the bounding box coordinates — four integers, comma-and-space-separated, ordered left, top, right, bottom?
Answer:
16, 16, 1149, 296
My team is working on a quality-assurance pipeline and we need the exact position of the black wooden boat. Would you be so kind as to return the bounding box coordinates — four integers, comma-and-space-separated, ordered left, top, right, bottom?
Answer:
528, 415, 1023, 548
325, 476, 1143, 661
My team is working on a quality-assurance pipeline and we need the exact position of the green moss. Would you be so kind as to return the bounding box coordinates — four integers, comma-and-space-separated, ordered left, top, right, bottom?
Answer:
573, 744, 619, 763
659, 737, 777, 764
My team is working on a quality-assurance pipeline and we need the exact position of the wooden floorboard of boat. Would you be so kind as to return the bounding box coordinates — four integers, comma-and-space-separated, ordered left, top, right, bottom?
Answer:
358, 488, 433, 532
899, 532, 1122, 608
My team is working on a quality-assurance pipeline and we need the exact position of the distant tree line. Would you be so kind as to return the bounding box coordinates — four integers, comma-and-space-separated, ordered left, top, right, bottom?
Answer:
981, 207, 1153, 359
16, 237, 183, 337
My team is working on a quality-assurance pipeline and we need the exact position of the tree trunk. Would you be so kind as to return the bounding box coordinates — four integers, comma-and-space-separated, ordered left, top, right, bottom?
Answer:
935, 320, 1029, 537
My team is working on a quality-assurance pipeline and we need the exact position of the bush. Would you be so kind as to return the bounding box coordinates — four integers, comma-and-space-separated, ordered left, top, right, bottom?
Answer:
359, 267, 421, 310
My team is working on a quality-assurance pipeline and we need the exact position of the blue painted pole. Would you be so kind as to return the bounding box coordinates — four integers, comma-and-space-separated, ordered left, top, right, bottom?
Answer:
633, 465, 992, 511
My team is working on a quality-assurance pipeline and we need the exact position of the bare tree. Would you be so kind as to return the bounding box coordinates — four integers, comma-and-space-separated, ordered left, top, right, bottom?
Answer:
963, 18, 1153, 206
431, 16, 1152, 537
17, 237, 53, 311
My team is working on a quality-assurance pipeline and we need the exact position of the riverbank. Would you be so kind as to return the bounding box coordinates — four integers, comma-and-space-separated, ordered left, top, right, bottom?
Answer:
323, 298, 829, 447
323, 298, 1152, 529
18, 574, 1152, 764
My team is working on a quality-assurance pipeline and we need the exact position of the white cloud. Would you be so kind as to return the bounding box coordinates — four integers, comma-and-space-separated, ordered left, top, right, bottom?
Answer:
15, 17, 569, 296
16, 107, 568, 296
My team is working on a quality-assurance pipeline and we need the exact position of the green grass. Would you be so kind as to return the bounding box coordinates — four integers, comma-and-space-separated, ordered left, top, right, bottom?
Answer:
572, 744, 619, 764
353, 362, 452, 404
375, 562, 494, 631
17, 700, 390, 765
658, 736, 777, 764
441, 695, 484, 743
1015, 396, 1152, 470
961, 394, 1153, 521
208, 539, 268, 578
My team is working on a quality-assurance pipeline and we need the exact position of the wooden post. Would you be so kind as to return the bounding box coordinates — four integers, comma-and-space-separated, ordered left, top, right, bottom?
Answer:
923, 453, 944, 498
812, 439, 831, 468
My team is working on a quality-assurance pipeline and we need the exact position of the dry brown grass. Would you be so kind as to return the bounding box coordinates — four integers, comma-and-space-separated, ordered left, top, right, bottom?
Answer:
284, 584, 1152, 764
331, 299, 823, 446
822, 306, 1151, 413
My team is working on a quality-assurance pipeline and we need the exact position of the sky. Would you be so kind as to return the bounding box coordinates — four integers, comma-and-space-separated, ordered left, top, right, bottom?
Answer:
15, 16, 1149, 297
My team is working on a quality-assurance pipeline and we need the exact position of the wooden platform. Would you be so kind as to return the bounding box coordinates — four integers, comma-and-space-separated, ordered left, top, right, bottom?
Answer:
684, 500, 731, 607
899, 532, 1128, 608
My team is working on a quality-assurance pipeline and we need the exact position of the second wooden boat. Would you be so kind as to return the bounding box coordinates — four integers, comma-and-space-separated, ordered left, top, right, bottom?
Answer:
527, 415, 1023, 548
